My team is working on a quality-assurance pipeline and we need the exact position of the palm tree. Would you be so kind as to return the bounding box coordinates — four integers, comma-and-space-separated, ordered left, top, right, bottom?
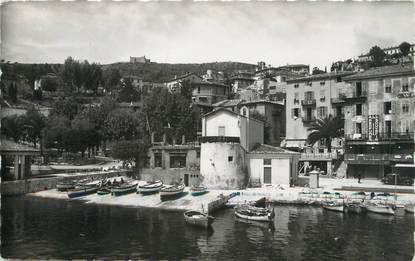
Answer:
306, 115, 344, 152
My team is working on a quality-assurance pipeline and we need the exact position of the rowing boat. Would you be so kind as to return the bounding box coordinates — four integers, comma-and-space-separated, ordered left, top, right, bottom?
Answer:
190, 186, 208, 196
137, 180, 163, 195
184, 210, 214, 228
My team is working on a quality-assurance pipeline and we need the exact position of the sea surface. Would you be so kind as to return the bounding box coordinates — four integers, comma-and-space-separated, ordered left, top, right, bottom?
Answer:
2, 196, 414, 260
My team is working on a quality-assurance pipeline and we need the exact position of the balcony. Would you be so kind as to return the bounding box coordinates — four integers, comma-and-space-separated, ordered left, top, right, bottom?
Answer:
345, 153, 414, 165
199, 136, 240, 143
345, 132, 414, 142
300, 152, 339, 161
302, 116, 316, 123
397, 91, 414, 98
331, 98, 346, 104
301, 99, 316, 106
343, 90, 367, 102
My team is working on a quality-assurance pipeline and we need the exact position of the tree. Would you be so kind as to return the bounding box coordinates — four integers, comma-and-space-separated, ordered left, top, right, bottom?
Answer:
51, 96, 81, 120
117, 78, 141, 102
43, 115, 71, 153
312, 67, 325, 75
307, 115, 343, 152
399, 42, 411, 57
104, 108, 143, 141
111, 139, 149, 173
23, 106, 46, 148
71, 115, 98, 157
41, 75, 61, 92
1, 115, 24, 142
369, 46, 386, 67
102, 68, 121, 91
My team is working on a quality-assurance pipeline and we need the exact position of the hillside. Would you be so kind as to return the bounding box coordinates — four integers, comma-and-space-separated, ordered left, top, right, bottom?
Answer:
102, 61, 257, 83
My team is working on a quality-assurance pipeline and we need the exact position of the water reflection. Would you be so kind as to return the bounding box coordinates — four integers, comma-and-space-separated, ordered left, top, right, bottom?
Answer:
2, 196, 414, 260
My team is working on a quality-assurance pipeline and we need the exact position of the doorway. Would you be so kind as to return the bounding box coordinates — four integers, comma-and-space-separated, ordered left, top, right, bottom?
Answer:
184, 173, 189, 186
264, 167, 272, 184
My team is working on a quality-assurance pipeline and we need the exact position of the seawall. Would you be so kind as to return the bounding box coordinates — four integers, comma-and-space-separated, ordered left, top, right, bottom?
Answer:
1, 170, 132, 196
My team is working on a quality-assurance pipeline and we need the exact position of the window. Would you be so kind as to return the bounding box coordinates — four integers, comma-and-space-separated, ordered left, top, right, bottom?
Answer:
242, 108, 247, 116
170, 154, 187, 168
402, 104, 409, 114
197, 86, 200, 93
263, 159, 272, 165
317, 106, 327, 118
154, 153, 162, 168
385, 85, 392, 93
393, 79, 401, 91
356, 122, 362, 134
384, 102, 392, 114
402, 78, 409, 92
294, 84, 299, 88
218, 126, 225, 136
292, 108, 300, 118
228, 156, 233, 162
356, 104, 362, 116
320, 81, 325, 86
305, 91, 314, 100
306, 81, 312, 86
199, 97, 208, 103
336, 77, 342, 83
196, 151, 200, 158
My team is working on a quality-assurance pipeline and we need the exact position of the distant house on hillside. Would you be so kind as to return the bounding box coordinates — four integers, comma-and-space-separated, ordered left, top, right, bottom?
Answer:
130, 56, 150, 64
164, 73, 202, 93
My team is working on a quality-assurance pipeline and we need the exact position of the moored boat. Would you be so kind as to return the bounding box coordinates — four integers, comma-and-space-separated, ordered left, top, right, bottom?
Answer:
404, 204, 414, 214
160, 184, 185, 199
57, 181, 76, 192
345, 202, 363, 214
234, 205, 275, 222
67, 185, 99, 198
97, 187, 112, 195
184, 210, 214, 228
190, 186, 208, 196
111, 181, 138, 196
365, 202, 395, 215
137, 180, 163, 195
322, 201, 344, 212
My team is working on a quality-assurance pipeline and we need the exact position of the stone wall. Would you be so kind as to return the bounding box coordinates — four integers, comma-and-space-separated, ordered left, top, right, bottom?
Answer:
1, 170, 131, 196
140, 168, 201, 186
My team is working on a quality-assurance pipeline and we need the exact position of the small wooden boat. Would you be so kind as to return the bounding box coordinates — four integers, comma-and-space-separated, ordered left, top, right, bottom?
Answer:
322, 201, 344, 212
57, 181, 76, 192
365, 202, 395, 215
184, 210, 214, 228
67, 185, 99, 198
137, 180, 163, 195
190, 186, 208, 196
111, 181, 138, 196
160, 184, 185, 198
234, 205, 275, 222
345, 202, 363, 214
97, 187, 112, 195
404, 204, 414, 214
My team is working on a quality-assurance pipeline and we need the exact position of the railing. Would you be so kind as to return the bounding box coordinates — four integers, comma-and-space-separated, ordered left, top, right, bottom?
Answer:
331, 98, 346, 104
302, 116, 316, 123
301, 99, 316, 106
345, 132, 414, 141
199, 136, 240, 143
345, 154, 414, 163
300, 152, 339, 160
397, 91, 414, 98
343, 90, 367, 100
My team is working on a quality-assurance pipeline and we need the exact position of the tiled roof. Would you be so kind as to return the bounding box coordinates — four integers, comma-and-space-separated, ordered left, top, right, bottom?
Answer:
249, 144, 300, 155
212, 99, 244, 107
240, 99, 284, 106
277, 64, 309, 68
343, 63, 415, 80
0, 138, 40, 153
165, 73, 201, 83
287, 71, 355, 83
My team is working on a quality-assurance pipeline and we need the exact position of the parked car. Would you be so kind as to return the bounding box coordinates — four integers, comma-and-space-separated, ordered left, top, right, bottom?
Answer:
381, 174, 414, 186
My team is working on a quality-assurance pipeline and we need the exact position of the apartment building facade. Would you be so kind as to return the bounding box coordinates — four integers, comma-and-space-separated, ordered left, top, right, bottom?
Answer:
342, 64, 415, 179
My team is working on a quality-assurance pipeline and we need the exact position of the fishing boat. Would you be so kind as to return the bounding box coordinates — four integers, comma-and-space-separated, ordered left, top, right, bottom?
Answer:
160, 184, 185, 199
322, 201, 344, 212
111, 181, 138, 196
190, 186, 208, 196
365, 202, 395, 215
97, 187, 112, 195
404, 204, 414, 214
67, 184, 99, 198
137, 180, 163, 195
57, 181, 76, 192
184, 210, 215, 228
345, 202, 363, 214
234, 205, 275, 222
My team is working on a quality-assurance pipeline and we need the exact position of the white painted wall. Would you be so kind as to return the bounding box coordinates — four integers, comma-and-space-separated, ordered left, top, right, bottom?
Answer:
204, 111, 241, 137
247, 157, 291, 186
200, 142, 246, 189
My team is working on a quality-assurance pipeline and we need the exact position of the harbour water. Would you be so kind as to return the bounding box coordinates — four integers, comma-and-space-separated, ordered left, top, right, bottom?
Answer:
2, 196, 414, 260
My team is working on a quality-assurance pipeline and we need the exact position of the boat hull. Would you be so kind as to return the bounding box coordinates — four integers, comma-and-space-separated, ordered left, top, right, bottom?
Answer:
137, 181, 163, 195
366, 204, 395, 215
234, 210, 273, 222
67, 186, 98, 198
97, 188, 111, 195
184, 211, 214, 228
191, 190, 208, 196
160, 185, 185, 199
57, 183, 75, 192
405, 204, 414, 213
323, 205, 344, 212
345, 204, 363, 214
111, 185, 137, 196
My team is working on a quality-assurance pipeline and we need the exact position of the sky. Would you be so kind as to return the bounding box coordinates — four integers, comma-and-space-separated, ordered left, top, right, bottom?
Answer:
1, 1, 414, 69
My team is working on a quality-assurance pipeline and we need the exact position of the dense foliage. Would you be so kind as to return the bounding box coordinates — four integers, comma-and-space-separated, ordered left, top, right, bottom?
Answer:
306, 115, 344, 152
